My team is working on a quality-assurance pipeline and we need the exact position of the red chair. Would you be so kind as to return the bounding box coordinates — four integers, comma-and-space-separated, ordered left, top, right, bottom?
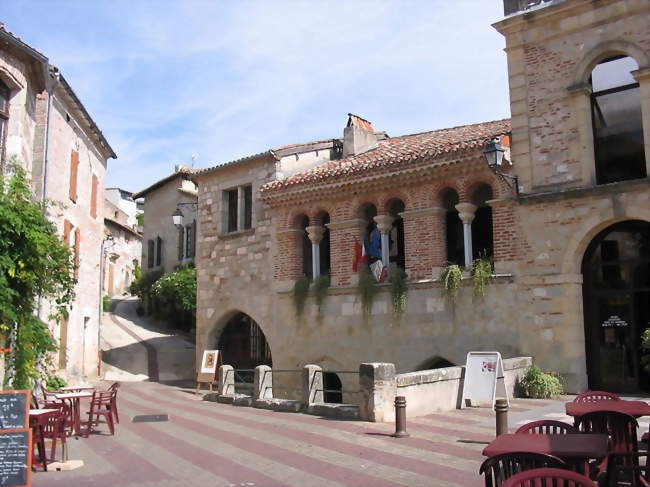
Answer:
503, 468, 596, 487
84, 391, 115, 437
40, 402, 70, 464
574, 391, 621, 403
107, 382, 120, 424
576, 411, 639, 453
40, 385, 60, 403
515, 420, 578, 434
479, 452, 566, 487
605, 452, 650, 487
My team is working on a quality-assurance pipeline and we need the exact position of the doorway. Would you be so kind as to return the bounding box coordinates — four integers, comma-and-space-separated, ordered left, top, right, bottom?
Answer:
217, 312, 272, 382
582, 220, 650, 392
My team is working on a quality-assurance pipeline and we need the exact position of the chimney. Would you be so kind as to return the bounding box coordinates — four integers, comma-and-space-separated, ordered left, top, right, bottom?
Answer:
343, 114, 378, 157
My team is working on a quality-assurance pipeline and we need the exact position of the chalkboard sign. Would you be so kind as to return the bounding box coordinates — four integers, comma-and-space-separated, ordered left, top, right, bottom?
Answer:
0, 430, 30, 487
0, 392, 28, 430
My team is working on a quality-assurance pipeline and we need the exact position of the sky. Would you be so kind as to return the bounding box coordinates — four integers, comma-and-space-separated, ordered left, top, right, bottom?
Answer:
2, 1, 511, 193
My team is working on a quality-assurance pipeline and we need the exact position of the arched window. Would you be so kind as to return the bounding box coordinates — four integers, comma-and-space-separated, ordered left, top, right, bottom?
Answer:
442, 189, 463, 265
0, 79, 9, 166
360, 203, 380, 265
591, 55, 646, 184
323, 372, 342, 403
387, 199, 405, 269
471, 184, 494, 260
297, 215, 312, 279
317, 212, 331, 277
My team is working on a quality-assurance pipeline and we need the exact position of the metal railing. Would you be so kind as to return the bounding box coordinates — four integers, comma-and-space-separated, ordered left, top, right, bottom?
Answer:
233, 369, 254, 393
503, 0, 560, 16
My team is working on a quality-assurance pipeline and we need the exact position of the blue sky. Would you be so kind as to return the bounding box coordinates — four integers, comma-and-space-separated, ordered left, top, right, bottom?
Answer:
2, 1, 511, 193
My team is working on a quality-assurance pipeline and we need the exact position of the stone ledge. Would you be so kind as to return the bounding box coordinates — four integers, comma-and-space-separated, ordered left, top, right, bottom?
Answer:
307, 402, 360, 420
233, 394, 253, 407
254, 398, 303, 412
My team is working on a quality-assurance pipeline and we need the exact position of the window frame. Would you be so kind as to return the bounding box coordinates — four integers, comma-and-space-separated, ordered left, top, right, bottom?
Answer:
222, 184, 254, 234
0, 79, 9, 168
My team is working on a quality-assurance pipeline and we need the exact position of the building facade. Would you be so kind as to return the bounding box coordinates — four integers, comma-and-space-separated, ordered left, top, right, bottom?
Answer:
0, 24, 116, 379
195, 0, 650, 396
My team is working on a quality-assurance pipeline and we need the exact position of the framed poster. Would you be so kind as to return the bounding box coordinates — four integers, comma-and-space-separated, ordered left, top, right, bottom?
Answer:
200, 350, 219, 374
460, 351, 508, 408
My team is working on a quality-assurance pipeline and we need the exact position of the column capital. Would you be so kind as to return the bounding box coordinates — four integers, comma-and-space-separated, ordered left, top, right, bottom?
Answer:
373, 214, 395, 234
455, 202, 477, 224
305, 225, 326, 244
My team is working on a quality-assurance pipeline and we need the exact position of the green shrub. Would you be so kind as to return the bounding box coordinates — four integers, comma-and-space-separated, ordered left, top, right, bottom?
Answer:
441, 263, 463, 299
45, 374, 67, 391
390, 266, 408, 320
520, 365, 564, 398
102, 295, 111, 312
150, 265, 196, 311
357, 268, 380, 320
129, 268, 163, 299
641, 329, 650, 374
472, 257, 493, 298
292, 276, 311, 318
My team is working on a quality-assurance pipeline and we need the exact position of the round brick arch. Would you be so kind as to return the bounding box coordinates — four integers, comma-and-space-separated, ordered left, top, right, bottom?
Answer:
571, 39, 650, 87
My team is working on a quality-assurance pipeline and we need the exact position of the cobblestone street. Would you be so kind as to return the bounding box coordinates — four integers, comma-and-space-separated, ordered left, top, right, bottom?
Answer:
32, 381, 596, 487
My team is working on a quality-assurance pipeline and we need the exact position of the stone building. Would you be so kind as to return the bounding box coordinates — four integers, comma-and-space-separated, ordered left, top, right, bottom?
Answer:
133, 166, 198, 277
195, 0, 650, 396
103, 195, 142, 297
494, 0, 650, 392
0, 24, 117, 378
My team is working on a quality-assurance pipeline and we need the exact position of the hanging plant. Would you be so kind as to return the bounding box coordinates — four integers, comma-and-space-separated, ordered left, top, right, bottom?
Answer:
313, 274, 330, 315
441, 263, 463, 300
357, 268, 380, 320
292, 276, 311, 318
390, 266, 408, 321
472, 258, 493, 298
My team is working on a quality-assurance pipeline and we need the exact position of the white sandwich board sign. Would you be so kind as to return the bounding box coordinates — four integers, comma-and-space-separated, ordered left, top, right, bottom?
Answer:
460, 351, 508, 408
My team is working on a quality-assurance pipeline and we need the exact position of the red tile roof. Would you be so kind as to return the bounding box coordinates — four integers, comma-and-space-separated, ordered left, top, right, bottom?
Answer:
261, 118, 511, 193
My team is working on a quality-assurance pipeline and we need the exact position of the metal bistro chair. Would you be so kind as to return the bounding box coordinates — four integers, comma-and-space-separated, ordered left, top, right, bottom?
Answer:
84, 390, 115, 437
107, 382, 120, 424
503, 468, 596, 487
605, 452, 650, 487
515, 420, 579, 435
479, 452, 567, 487
574, 391, 622, 403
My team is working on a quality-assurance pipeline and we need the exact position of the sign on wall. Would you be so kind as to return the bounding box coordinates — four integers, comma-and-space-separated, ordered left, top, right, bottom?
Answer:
460, 352, 508, 408
0, 390, 31, 487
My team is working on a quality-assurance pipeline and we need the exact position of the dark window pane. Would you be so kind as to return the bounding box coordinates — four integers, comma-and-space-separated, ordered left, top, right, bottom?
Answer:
0, 79, 9, 113
243, 185, 252, 229
178, 227, 184, 260
472, 206, 494, 260
156, 236, 163, 266
445, 211, 463, 265
147, 240, 154, 268
227, 189, 238, 232
592, 87, 646, 184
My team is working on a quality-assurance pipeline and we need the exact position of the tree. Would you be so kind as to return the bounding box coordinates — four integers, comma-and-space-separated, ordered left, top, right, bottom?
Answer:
0, 161, 76, 388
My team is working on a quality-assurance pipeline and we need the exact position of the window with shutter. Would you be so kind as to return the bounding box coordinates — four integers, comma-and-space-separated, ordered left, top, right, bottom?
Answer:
90, 174, 98, 218
69, 150, 79, 202
178, 227, 184, 261
147, 240, 154, 268
191, 219, 197, 258
74, 228, 80, 279
156, 236, 163, 266
63, 220, 72, 245
0, 80, 9, 167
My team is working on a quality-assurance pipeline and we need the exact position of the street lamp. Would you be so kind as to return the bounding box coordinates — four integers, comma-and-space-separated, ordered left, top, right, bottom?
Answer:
484, 137, 519, 197
172, 208, 184, 228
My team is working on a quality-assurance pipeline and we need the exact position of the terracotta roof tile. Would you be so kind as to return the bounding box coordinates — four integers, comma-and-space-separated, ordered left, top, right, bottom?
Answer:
261, 118, 511, 193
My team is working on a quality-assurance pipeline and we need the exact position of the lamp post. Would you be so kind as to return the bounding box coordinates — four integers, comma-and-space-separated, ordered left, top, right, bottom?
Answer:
171, 202, 198, 228
484, 137, 519, 197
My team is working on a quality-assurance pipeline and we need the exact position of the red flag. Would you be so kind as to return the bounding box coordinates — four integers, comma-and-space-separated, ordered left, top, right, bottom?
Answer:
352, 238, 369, 272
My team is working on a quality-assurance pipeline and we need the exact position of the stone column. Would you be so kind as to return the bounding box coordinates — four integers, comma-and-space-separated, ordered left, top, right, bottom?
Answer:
305, 225, 326, 280
633, 68, 650, 177
302, 364, 323, 405
567, 83, 596, 185
455, 202, 477, 268
373, 214, 395, 278
253, 365, 273, 401
218, 365, 234, 396
359, 362, 396, 422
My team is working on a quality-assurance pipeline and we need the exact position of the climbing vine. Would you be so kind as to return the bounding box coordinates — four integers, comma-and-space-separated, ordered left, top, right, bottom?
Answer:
440, 263, 463, 300
357, 268, 380, 321
472, 258, 493, 298
0, 161, 75, 388
312, 274, 330, 315
390, 266, 408, 321
292, 276, 311, 318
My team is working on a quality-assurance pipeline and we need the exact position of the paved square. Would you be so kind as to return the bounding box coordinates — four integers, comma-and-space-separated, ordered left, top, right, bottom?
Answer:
30, 381, 614, 487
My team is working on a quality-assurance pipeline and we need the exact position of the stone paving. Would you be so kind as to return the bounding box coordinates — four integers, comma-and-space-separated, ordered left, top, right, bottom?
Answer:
32, 381, 597, 487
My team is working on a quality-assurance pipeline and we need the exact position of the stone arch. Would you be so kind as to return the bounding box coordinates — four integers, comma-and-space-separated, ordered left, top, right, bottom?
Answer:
378, 191, 410, 214
413, 356, 455, 371
285, 208, 311, 229
436, 184, 461, 207
212, 310, 273, 370
560, 208, 650, 275
571, 40, 650, 87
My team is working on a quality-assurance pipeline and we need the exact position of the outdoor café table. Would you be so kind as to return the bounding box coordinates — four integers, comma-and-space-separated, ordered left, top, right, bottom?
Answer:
55, 391, 93, 437
482, 433, 608, 471
60, 385, 95, 393
565, 400, 650, 420
29, 408, 58, 471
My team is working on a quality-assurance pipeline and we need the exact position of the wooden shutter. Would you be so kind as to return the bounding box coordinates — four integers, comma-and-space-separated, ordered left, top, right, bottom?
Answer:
191, 220, 197, 258
147, 240, 154, 268
156, 237, 163, 266
90, 174, 98, 218
69, 150, 79, 202
177, 227, 184, 261
74, 228, 80, 279
63, 220, 72, 245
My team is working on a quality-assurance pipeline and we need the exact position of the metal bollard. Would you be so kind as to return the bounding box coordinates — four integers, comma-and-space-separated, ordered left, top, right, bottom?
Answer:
495, 398, 509, 436
392, 396, 410, 438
